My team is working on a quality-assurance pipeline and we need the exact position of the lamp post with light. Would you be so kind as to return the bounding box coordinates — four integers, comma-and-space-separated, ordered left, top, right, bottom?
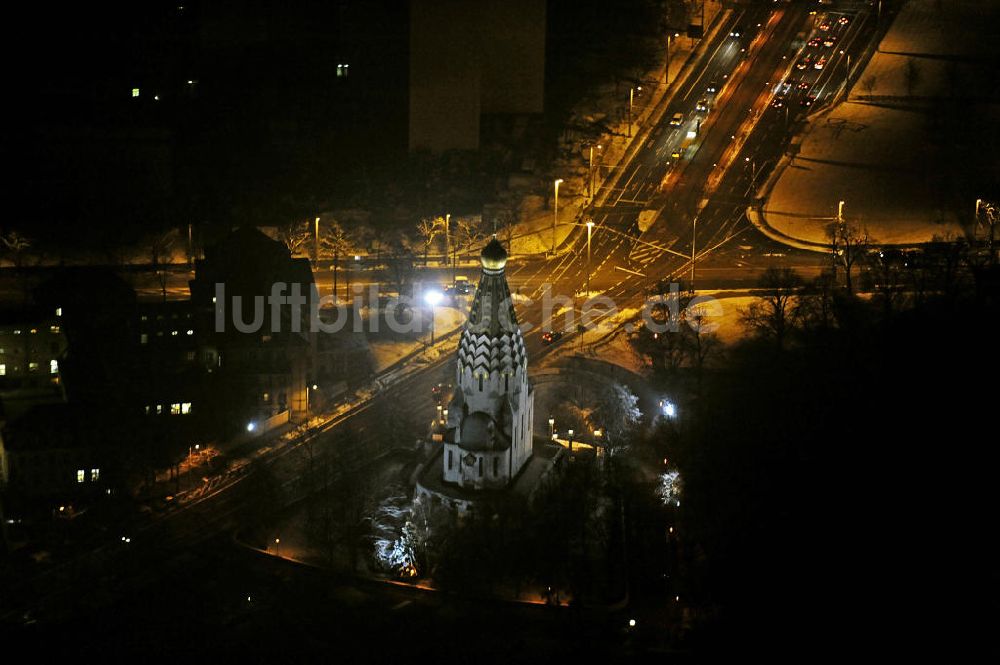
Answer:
552, 179, 564, 254
586, 220, 594, 296
424, 289, 442, 345
588, 144, 602, 199
548, 417, 555, 439
627, 86, 642, 138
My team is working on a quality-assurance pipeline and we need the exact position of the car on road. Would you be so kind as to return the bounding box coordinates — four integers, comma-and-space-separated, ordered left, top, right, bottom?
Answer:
823, 35, 837, 47
814, 56, 827, 70
670, 147, 684, 159
730, 25, 744, 37
541, 331, 563, 344
706, 80, 718, 94
669, 112, 684, 126
695, 99, 709, 112
771, 97, 786, 108
819, 21, 832, 31
797, 80, 811, 90
800, 94, 816, 107
796, 57, 812, 70
838, 16, 850, 25
808, 37, 822, 47
431, 382, 452, 401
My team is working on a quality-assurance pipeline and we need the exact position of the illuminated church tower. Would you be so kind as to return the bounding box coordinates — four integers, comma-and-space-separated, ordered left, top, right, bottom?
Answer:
441, 238, 534, 489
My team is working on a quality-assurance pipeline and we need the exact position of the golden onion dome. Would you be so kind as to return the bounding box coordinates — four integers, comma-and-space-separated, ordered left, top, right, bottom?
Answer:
480, 237, 508, 271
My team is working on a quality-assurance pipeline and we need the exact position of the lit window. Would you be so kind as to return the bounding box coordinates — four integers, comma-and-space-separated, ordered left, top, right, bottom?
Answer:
0, 348, 4, 354
132, 87, 140, 98
30, 329, 37, 334
91, 468, 100, 481
181, 402, 192, 414
186, 351, 195, 361
56, 307, 62, 317
28, 362, 39, 373
171, 330, 178, 336
187, 329, 194, 336
140, 315, 148, 322
50, 325, 60, 334
0, 364, 5, 376
50, 359, 58, 374
171, 403, 181, 415
263, 392, 270, 402
77, 469, 85, 483
140, 333, 148, 344
156, 405, 163, 414
13, 330, 21, 335
145, 405, 151, 414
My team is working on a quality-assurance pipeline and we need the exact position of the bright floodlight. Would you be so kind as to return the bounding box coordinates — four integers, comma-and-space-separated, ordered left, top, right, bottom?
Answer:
246, 422, 256, 432
424, 290, 443, 306
660, 399, 677, 418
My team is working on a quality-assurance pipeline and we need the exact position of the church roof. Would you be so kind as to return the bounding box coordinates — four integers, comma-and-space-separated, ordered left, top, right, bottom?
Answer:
457, 237, 527, 375
480, 237, 508, 272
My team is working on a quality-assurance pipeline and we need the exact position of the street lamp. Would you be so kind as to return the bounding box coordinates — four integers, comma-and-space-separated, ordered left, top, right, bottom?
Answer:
665, 33, 679, 84
586, 220, 594, 296
445, 213, 452, 278
548, 416, 555, 439
553, 179, 564, 254
659, 399, 677, 419
274, 537, 281, 556
568, 429, 575, 453
313, 216, 320, 263
424, 289, 442, 345
627, 86, 642, 138
588, 144, 602, 199
690, 214, 698, 294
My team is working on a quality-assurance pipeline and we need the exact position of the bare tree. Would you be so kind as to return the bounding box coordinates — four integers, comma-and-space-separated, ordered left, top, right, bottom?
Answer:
593, 382, 641, 458
416, 216, 445, 266
382, 233, 416, 298
797, 271, 839, 331
320, 220, 352, 301
1, 231, 33, 270
828, 221, 869, 295
740, 267, 802, 351
454, 216, 486, 255
148, 229, 178, 301
278, 220, 311, 256
683, 309, 724, 394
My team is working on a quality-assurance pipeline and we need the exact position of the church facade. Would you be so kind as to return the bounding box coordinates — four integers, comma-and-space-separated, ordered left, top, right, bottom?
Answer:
443, 238, 534, 489
416, 238, 535, 508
